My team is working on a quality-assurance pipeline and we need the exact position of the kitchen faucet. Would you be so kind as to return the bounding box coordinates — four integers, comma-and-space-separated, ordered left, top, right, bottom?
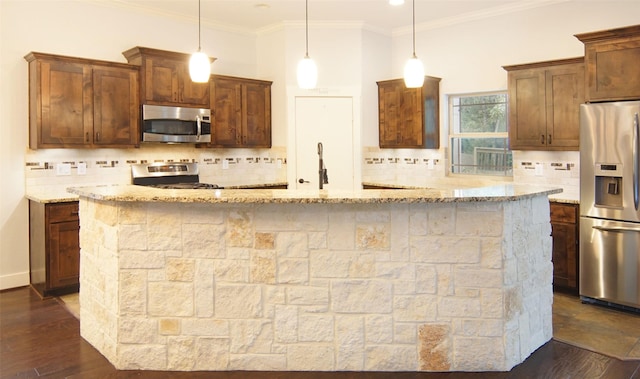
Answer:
318, 142, 328, 189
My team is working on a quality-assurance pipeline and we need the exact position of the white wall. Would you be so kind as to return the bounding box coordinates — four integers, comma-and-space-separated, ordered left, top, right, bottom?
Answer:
1, 0, 638, 290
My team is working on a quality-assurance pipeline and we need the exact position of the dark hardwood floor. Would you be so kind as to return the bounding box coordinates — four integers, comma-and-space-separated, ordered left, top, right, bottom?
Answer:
1, 286, 639, 379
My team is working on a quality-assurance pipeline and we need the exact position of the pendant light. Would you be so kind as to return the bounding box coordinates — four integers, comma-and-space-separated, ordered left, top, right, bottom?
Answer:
297, 0, 317, 89
189, 0, 211, 83
404, 0, 424, 88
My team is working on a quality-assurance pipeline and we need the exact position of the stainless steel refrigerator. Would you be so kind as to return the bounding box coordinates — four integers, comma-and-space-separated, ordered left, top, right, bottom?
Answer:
580, 101, 640, 311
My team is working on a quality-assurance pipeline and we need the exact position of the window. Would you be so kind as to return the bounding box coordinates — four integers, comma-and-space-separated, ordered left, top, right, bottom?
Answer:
449, 92, 512, 176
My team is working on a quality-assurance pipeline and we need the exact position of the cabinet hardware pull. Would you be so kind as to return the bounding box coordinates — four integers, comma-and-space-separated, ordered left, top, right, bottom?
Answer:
541, 134, 545, 144
548, 134, 552, 145
86, 132, 90, 143
96, 132, 100, 142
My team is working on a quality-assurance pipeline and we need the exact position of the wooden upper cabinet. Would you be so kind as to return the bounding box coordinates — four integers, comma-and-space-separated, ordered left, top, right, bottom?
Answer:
575, 24, 640, 102
503, 58, 584, 151
377, 76, 440, 149
209, 75, 272, 148
25, 52, 139, 149
123, 46, 213, 107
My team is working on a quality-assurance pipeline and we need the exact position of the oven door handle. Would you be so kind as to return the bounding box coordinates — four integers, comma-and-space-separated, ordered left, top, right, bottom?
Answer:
593, 225, 640, 233
196, 115, 202, 141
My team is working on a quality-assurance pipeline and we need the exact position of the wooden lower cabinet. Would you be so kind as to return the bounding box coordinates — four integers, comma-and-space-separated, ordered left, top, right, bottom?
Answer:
550, 202, 579, 293
29, 201, 80, 298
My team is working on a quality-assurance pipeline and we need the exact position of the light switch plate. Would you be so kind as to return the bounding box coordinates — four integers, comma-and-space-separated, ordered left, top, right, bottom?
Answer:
56, 163, 71, 176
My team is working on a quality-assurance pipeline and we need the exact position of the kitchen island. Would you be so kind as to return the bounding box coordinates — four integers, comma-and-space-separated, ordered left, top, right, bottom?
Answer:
69, 184, 560, 372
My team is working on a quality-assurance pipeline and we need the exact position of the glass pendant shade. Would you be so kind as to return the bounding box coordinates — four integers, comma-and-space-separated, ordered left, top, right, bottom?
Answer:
297, 55, 317, 89
404, 55, 425, 88
189, 51, 211, 83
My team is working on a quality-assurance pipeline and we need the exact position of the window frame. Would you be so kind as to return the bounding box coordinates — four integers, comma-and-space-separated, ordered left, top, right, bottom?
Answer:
447, 91, 512, 177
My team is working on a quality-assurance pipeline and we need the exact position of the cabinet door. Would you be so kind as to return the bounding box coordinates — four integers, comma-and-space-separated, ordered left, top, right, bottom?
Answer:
242, 81, 271, 147
93, 66, 140, 147
378, 81, 402, 147
144, 57, 179, 104
181, 67, 210, 107
508, 68, 547, 150
379, 80, 424, 147
211, 77, 242, 146
584, 39, 640, 102
48, 219, 80, 289
398, 86, 424, 147
550, 203, 579, 292
545, 64, 583, 150
38, 61, 92, 147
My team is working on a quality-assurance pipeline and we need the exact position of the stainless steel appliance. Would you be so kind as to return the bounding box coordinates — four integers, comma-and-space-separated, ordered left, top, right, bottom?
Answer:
131, 162, 221, 189
580, 101, 640, 311
142, 105, 211, 144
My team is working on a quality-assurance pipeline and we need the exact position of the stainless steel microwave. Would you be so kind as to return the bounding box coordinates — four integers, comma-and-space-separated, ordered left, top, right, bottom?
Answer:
142, 105, 211, 143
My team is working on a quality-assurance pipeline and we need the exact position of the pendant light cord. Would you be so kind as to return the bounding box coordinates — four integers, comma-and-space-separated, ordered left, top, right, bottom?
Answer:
305, 0, 309, 58
411, 0, 416, 58
197, 0, 202, 52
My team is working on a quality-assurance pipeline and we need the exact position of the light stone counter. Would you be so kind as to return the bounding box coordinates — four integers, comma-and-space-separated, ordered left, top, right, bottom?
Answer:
74, 184, 560, 372
68, 183, 560, 204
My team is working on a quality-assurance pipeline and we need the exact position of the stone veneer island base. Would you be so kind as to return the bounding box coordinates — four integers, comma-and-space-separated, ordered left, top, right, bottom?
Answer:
70, 185, 559, 372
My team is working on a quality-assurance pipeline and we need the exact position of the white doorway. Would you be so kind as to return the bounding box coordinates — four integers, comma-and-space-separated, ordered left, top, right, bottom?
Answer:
293, 96, 356, 190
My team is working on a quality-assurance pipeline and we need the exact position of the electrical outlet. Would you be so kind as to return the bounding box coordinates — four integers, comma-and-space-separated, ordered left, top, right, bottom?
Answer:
56, 163, 71, 176
77, 162, 87, 175
535, 163, 543, 176
222, 160, 229, 170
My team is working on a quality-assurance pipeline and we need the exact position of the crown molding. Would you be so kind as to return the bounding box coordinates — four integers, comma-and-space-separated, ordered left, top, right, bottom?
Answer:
392, 0, 572, 36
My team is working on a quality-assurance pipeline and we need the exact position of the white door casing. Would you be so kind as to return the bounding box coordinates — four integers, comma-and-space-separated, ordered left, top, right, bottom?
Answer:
295, 97, 353, 190
287, 88, 362, 191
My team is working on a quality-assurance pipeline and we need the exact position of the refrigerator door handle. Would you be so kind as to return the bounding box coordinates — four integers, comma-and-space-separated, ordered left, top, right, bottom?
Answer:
593, 225, 640, 233
634, 112, 639, 211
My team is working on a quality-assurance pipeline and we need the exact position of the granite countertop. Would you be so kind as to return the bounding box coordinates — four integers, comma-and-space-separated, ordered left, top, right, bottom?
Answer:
25, 182, 289, 203
363, 181, 580, 205
67, 184, 562, 204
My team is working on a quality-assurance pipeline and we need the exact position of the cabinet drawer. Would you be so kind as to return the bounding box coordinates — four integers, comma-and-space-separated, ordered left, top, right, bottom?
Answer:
550, 203, 577, 223
47, 202, 79, 223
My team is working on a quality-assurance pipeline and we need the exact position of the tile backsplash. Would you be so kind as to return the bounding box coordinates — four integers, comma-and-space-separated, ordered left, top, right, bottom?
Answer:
25, 145, 288, 190
26, 145, 580, 200
362, 147, 580, 200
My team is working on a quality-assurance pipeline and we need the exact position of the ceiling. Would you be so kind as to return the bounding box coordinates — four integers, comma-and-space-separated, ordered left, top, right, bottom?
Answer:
108, 0, 562, 34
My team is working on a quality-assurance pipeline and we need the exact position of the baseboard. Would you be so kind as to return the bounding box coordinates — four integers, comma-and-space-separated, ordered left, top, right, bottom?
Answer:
0, 271, 29, 291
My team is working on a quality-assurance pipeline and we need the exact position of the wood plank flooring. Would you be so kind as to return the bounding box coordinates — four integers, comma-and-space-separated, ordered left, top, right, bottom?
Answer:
1, 286, 639, 378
